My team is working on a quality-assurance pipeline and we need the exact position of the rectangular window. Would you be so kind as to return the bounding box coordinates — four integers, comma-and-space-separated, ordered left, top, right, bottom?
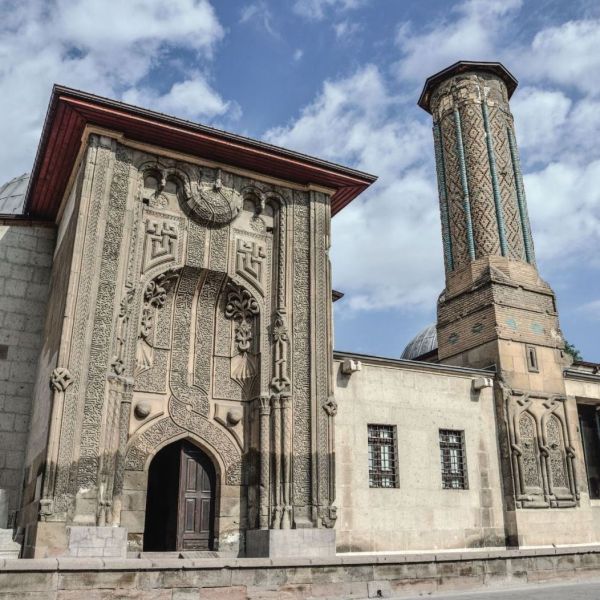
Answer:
526, 346, 539, 372
578, 403, 600, 499
368, 424, 398, 488
439, 429, 468, 489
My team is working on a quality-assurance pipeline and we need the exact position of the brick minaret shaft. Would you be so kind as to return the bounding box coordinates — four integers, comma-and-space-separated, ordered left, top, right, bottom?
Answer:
419, 62, 566, 378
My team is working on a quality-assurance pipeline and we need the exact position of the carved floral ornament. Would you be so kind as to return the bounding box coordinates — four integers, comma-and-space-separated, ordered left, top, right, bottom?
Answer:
136, 272, 177, 375
224, 283, 260, 384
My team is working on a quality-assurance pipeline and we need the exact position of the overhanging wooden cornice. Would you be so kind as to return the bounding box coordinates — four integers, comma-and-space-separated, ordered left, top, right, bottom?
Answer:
25, 85, 377, 221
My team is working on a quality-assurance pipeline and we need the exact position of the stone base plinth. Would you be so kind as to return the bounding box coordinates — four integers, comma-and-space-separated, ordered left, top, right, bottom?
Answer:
246, 528, 335, 558
67, 526, 127, 558
3, 545, 600, 599
0, 529, 20, 558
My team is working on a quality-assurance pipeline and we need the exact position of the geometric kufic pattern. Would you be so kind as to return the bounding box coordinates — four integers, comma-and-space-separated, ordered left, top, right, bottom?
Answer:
489, 105, 526, 261
440, 114, 470, 269
461, 103, 501, 258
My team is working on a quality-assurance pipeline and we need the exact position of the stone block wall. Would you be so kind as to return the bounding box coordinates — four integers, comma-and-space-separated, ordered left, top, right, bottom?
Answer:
67, 527, 127, 559
0, 221, 55, 518
333, 354, 505, 552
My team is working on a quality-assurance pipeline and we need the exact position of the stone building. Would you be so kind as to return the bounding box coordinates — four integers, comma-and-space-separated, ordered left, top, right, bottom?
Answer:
2, 60, 600, 560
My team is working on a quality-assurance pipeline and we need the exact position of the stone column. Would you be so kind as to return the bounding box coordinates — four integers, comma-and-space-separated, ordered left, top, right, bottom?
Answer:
280, 394, 292, 529
271, 395, 282, 529
110, 377, 134, 527
258, 395, 271, 530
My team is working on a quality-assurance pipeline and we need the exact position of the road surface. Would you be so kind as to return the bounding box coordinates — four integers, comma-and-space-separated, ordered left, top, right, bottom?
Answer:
403, 580, 600, 599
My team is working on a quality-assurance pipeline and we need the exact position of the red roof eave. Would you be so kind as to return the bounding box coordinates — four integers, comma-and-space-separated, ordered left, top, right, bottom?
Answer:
25, 86, 377, 221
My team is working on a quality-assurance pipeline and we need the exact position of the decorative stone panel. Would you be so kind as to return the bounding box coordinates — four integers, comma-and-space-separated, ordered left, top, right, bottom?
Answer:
505, 390, 578, 508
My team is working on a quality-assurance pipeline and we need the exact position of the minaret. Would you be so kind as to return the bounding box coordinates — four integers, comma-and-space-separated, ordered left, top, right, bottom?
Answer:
419, 62, 563, 371
420, 63, 581, 538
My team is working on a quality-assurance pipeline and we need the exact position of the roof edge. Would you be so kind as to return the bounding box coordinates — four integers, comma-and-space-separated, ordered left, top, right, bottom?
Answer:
25, 85, 377, 219
334, 349, 495, 377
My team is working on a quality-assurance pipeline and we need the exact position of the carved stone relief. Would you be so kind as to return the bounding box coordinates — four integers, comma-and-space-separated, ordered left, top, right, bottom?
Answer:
188, 168, 242, 226
291, 191, 312, 514
111, 290, 134, 376
507, 391, 578, 508
214, 403, 244, 449
77, 143, 132, 490
50, 367, 73, 393
236, 238, 266, 295
135, 273, 177, 377
143, 220, 178, 273
224, 282, 260, 386
270, 310, 291, 395
52, 137, 117, 515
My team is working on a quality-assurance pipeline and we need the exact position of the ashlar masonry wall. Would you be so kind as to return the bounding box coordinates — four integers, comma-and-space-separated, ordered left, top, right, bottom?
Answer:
0, 220, 55, 520
333, 354, 505, 552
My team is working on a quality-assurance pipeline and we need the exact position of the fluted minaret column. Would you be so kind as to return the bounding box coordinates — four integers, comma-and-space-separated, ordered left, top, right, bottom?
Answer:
420, 61, 535, 273
419, 62, 560, 366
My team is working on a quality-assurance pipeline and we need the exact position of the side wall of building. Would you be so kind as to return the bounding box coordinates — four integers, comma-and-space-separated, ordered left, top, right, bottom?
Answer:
334, 356, 505, 552
19, 165, 84, 552
0, 221, 55, 521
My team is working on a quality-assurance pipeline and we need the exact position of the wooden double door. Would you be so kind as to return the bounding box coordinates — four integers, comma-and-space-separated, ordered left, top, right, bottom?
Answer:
177, 442, 216, 550
144, 440, 216, 551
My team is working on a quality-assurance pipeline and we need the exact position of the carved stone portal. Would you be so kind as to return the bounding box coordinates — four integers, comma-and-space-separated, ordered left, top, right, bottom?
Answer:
33, 144, 336, 556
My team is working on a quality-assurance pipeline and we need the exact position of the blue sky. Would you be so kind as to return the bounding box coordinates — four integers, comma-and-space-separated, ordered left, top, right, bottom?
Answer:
1, 0, 600, 360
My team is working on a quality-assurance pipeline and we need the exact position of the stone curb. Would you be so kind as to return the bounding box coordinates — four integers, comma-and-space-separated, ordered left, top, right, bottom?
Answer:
2, 545, 600, 572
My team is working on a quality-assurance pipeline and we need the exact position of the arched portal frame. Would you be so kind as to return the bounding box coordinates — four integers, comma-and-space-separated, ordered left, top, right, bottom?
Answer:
144, 437, 218, 552
122, 429, 238, 553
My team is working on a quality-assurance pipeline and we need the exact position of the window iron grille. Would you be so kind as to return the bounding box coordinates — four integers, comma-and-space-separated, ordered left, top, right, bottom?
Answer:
368, 424, 398, 488
439, 429, 468, 489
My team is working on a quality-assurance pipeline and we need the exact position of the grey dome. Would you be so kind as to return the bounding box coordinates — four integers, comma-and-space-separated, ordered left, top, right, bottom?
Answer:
401, 324, 438, 360
0, 173, 29, 215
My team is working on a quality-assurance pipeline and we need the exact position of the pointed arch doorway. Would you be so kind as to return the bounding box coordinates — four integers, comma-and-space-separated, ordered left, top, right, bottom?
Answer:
143, 440, 217, 551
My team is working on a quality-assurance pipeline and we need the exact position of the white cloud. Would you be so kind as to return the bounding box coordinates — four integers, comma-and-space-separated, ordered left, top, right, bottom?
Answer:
122, 75, 237, 122
266, 65, 441, 311
54, 0, 223, 50
395, 0, 522, 84
239, 1, 279, 38
293, 0, 366, 21
515, 19, 600, 95
333, 20, 362, 38
525, 160, 600, 265
511, 86, 600, 170
511, 87, 572, 162
293, 49, 304, 61
0, 0, 230, 183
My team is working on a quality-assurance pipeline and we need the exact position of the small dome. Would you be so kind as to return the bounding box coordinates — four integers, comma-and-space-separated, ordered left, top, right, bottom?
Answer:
401, 324, 438, 360
0, 173, 29, 215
